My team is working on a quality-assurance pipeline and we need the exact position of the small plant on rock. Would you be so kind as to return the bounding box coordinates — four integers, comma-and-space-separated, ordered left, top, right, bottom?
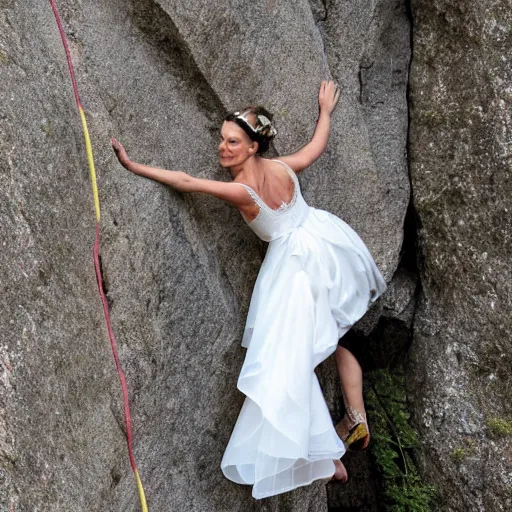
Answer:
365, 369, 436, 512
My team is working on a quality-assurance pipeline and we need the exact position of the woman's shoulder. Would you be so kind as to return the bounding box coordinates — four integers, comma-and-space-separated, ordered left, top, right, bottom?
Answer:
265, 158, 297, 179
259, 157, 293, 173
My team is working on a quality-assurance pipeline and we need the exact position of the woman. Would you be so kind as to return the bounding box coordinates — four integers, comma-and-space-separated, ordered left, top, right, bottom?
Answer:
112, 80, 387, 499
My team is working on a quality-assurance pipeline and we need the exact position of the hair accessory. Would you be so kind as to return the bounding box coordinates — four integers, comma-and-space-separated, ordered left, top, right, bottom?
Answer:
233, 110, 277, 139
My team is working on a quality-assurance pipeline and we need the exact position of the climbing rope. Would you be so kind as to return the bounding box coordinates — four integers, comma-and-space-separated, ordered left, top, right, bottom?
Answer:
48, 2, 148, 510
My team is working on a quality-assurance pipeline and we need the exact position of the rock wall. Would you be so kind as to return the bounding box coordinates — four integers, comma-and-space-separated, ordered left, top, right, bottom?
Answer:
1, 0, 415, 510
408, 0, 512, 510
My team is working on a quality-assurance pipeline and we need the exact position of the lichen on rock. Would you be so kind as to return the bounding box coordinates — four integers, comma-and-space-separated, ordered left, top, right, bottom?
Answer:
408, 0, 512, 510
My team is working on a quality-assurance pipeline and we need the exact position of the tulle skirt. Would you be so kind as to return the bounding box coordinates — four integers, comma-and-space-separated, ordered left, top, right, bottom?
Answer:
221, 207, 387, 499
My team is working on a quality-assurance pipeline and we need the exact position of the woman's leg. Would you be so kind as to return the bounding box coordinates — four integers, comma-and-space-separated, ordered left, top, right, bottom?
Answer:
335, 346, 364, 412
335, 345, 369, 449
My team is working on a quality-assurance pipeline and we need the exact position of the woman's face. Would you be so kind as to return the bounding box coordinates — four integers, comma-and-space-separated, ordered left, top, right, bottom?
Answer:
218, 121, 258, 168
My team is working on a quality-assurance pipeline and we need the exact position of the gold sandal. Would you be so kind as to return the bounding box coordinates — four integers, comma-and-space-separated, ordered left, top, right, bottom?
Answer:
335, 405, 369, 451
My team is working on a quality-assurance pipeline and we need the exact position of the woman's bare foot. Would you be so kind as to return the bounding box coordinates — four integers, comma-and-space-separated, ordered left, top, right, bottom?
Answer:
333, 459, 348, 483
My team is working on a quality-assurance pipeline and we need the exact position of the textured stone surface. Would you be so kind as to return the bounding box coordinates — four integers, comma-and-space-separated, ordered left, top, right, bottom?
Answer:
0, 0, 410, 510
316, 1, 411, 508
408, 1, 512, 510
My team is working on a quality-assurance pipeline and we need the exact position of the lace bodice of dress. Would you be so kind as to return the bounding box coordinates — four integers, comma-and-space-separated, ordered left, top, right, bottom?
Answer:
236, 160, 309, 242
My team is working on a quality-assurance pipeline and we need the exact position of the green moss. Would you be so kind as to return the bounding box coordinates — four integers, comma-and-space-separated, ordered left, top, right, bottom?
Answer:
421, 110, 441, 123
40, 120, 54, 137
0, 49, 8, 65
487, 418, 512, 438
450, 447, 466, 464
365, 369, 436, 512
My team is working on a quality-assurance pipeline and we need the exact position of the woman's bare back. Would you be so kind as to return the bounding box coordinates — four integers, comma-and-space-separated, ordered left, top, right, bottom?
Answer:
235, 159, 296, 221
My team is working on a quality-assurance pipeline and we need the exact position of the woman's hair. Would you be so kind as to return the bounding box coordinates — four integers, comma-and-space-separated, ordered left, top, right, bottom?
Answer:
224, 106, 277, 155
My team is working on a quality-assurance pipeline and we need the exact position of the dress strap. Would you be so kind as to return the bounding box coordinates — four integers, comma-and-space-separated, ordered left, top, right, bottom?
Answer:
271, 159, 299, 183
233, 182, 262, 207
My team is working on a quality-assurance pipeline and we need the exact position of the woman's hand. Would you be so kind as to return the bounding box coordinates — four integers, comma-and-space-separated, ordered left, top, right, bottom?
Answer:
276, 80, 339, 172
111, 137, 130, 168
318, 80, 340, 116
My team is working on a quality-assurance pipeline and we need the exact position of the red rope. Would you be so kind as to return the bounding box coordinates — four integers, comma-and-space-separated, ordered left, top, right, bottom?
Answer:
49, 2, 147, 508
93, 223, 137, 471
49, 0, 81, 108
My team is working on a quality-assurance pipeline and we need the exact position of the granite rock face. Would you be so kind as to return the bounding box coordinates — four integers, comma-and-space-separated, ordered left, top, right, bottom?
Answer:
1, 0, 410, 510
408, 1, 512, 510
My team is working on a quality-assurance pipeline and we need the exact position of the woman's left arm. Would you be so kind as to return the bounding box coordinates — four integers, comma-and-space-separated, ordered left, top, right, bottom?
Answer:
279, 80, 340, 173
111, 138, 254, 208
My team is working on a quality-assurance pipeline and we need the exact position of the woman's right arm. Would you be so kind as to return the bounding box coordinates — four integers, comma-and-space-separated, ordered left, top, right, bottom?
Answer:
111, 138, 253, 208
278, 80, 340, 173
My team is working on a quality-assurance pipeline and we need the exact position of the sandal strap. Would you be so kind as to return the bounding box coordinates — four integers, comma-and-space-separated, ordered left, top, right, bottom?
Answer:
335, 405, 368, 442
345, 405, 367, 427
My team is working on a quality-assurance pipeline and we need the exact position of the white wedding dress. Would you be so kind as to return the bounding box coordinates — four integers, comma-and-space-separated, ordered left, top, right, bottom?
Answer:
221, 160, 386, 499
